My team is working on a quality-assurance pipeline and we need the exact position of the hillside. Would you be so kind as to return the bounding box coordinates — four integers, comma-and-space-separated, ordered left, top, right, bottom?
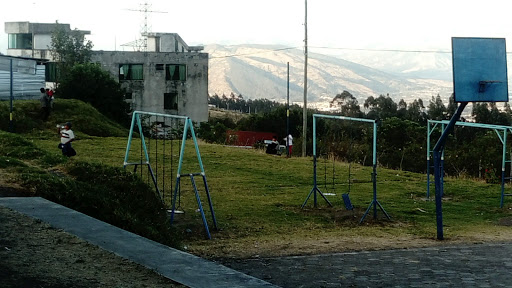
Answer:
206, 44, 453, 109
0, 99, 178, 247
208, 107, 248, 123
0, 99, 128, 137
1, 97, 512, 261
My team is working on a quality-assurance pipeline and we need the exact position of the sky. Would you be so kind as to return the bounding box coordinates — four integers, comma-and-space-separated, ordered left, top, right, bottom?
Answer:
1, 0, 512, 55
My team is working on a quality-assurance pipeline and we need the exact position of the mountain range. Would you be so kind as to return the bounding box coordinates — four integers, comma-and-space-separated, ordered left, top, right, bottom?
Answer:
205, 44, 455, 109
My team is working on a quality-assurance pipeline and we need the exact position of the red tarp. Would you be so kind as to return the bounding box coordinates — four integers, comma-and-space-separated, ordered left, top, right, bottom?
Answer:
226, 130, 276, 146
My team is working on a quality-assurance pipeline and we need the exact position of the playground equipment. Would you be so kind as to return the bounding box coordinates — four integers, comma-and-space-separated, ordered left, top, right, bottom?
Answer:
432, 37, 509, 240
123, 111, 218, 239
427, 120, 512, 207
302, 113, 390, 223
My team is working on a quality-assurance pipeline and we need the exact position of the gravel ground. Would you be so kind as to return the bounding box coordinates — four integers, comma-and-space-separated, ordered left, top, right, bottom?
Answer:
0, 205, 184, 288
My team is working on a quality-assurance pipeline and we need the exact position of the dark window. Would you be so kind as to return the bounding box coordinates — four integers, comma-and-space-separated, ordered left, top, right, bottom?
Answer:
45, 62, 59, 82
165, 64, 186, 81
175, 40, 179, 52
125, 92, 133, 100
155, 64, 164, 71
8, 33, 32, 49
155, 37, 160, 52
119, 64, 143, 80
164, 92, 178, 110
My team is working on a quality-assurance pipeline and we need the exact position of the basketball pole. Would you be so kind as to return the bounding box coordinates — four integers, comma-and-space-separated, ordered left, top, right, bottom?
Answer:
432, 102, 467, 240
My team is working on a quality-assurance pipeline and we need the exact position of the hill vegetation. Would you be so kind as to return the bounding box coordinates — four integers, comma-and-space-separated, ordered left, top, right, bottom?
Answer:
204, 92, 512, 179
1, 98, 512, 259
0, 99, 179, 248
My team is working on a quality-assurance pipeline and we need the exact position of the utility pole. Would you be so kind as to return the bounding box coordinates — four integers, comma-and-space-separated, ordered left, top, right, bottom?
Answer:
302, 0, 308, 157
286, 62, 290, 157
9, 58, 13, 132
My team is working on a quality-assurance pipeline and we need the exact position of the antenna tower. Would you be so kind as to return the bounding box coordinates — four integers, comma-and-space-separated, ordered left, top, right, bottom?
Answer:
121, 1, 167, 52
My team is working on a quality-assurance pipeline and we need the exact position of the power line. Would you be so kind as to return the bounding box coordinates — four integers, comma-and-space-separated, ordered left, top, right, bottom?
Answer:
207, 44, 512, 60
207, 45, 452, 60
208, 46, 300, 59
309, 46, 451, 54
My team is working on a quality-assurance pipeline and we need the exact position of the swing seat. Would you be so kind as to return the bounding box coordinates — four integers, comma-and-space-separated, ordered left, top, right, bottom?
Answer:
342, 193, 354, 210
167, 209, 184, 214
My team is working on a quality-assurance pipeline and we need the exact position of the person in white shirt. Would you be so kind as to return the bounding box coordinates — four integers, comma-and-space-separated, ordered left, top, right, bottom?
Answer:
284, 134, 293, 157
58, 122, 76, 157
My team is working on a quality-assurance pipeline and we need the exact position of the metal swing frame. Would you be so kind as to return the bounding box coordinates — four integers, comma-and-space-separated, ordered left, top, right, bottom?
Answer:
302, 114, 390, 223
123, 111, 218, 239
427, 119, 512, 208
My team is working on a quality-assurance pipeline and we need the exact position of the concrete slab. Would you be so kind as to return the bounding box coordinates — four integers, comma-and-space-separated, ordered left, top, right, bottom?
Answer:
0, 197, 276, 288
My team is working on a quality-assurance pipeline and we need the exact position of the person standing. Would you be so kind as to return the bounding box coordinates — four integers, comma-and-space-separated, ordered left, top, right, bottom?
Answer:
40, 88, 50, 121
58, 122, 76, 157
46, 88, 54, 108
284, 134, 293, 157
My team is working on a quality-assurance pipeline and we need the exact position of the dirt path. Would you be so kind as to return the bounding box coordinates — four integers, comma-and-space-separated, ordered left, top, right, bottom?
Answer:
0, 205, 184, 288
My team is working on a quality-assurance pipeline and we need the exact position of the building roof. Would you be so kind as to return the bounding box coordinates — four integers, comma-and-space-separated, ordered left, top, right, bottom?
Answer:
4, 21, 90, 35
146, 32, 204, 52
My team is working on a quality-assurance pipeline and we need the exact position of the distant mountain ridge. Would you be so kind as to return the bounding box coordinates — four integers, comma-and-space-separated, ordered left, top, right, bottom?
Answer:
205, 44, 454, 109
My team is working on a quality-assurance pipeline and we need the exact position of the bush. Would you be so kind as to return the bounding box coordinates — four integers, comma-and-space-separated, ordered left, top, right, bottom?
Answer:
57, 63, 131, 126
18, 161, 181, 248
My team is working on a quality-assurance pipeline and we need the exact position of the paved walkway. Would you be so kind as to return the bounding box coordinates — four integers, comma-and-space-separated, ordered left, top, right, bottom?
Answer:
222, 242, 512, 287
0, 197, 275, 288
3, 197, 512, 287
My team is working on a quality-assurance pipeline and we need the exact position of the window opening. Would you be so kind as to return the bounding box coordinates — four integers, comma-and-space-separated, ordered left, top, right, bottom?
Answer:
164, 92, 178, 110
119, 64, 144, 80
165, 64, 186, 81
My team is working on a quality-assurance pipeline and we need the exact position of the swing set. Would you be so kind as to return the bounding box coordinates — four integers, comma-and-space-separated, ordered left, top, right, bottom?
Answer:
319, 128, 357, 207
427, 119, 512, 207
123, 111, 218, 239
302, 113, 390, 223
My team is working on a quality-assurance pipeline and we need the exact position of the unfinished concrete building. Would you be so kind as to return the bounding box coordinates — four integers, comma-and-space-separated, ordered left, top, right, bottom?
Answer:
91, 49, 208, 122
4, 21, 209, 123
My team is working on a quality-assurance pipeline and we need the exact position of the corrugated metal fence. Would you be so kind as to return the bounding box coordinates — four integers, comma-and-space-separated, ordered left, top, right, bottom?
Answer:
0, 56, 45, 100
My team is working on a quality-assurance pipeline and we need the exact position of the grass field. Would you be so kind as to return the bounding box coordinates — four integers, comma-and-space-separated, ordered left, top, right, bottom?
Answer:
2, 99, 512, 259
34, 133, 512, 258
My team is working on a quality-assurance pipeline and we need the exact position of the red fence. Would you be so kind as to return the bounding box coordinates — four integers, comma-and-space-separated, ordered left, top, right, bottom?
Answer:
226, 130, 276, 146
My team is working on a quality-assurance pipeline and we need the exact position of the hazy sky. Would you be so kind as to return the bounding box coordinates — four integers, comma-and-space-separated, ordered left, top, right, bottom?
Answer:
1, 0, 512, 55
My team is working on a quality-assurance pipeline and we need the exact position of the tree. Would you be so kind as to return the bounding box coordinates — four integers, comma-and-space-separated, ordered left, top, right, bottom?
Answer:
406, 99, 427, 123
49, 21, 93, 83
397, 99, 407, 119
330, 91, 362, 117
471, 103, 491, 124
379, 117, 425, 171
57, 63, 131, 126
427, 94, 446, 120
364, 94, 398, 120
445, 94, 457, 119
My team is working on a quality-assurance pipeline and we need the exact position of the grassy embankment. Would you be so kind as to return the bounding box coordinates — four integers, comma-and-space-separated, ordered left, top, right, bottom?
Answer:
1, 99, 511, 259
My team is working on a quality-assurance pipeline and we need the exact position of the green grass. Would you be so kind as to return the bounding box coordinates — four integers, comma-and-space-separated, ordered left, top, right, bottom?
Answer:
2, 99, 512, 258
33, 135, 512, 241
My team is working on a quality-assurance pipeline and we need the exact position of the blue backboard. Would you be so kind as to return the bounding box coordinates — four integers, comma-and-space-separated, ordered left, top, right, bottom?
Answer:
452, 37, 508, 102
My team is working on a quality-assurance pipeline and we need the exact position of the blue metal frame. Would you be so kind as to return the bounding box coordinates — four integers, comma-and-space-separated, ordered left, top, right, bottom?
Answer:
302, 114, 390, 223
124, 111, 218, 239
427, 119, 512, 208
